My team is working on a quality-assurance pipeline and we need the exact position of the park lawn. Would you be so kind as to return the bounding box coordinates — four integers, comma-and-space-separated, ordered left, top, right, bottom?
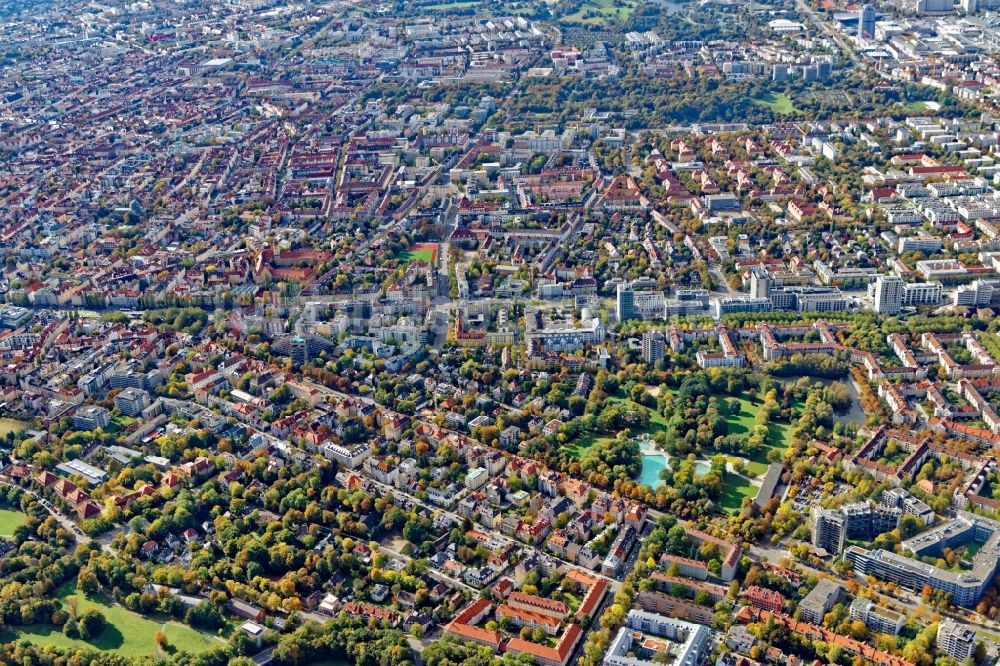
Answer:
724, 396, 759, 437
719, 472, 757, 514
5, 581, 222, 657
0, 507, 25, 536
562, 432, 611, 459
904, 100, 930, 112
607, 394, 671, 434
561, 0, 637, 24
561, 390, 781, 514
0, 417, 26, 438
753, 92, 798, 115
562, 392, 671, 458
724, 395, 794, 476
644, 401, 670, 433
424, 1, 480, 10
739, 418, 792, 476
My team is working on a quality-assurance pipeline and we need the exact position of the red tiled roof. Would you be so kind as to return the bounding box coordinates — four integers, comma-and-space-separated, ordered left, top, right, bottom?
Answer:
506, 623, 582, 666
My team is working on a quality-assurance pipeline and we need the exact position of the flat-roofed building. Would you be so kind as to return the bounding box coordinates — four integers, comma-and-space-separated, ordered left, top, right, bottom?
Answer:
849, 598, 904, 636
799, 579, 842, 624
603, 610, 710, 666
937, 618, 977, 660
56, 459, 108, 486
845, 512, 1000, 607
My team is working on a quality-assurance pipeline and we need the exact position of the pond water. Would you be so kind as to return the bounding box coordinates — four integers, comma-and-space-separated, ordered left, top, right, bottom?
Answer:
639, 451, 668, 489
836, 380, 869, 427
636, 437, 711, 489
777, 377, 868, 427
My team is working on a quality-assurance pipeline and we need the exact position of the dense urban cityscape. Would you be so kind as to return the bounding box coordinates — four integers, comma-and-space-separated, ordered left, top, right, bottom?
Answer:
4, 0, 1000, 665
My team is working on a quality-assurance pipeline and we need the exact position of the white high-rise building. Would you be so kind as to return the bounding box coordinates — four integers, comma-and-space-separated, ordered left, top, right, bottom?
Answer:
642, 331, 665, 365
873, 275, 905, 314
750, 267, 772, 299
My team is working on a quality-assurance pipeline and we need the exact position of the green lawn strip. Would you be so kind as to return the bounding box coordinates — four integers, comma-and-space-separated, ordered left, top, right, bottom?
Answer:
724, 394, 793, 476
725, 396, 759, 437
719, 472, 757, 514
752, 92, 797, 115
398, 245, 438, 265
561, 0, 637, 24
561, 591, 581, 614
6, 580, 222, 657
423, 1, 480, 9
0, 507, 26, 535
0, 418, 27, 438
399, 249, 434, 263
562, 431, 614, 459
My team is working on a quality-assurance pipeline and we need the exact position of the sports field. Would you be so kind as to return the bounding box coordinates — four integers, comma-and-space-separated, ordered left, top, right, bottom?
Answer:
399, 243, 439, 265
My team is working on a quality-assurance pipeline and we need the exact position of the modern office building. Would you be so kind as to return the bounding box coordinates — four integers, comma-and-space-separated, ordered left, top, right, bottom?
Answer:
781, 286, 850, 312
872, 275, 942, 312
954, 279, 1000, 307
526, 316, 606, 353
881, 487, 935, 526
902, 281, 943, 307
714, 297, 773, 317
634, 290, 666, 320
750, 267, 772, 299
0, 305, 32, 329
961, 0, 1000, 13
844, 512, 1000, 607
616, 283, 636, 322
897, 235, 943, 255
665, 289, 710, 317
811, 507, 849, 554
109, 363, 165, 390
858, 4, 876, 39
617, 282, 669, 321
